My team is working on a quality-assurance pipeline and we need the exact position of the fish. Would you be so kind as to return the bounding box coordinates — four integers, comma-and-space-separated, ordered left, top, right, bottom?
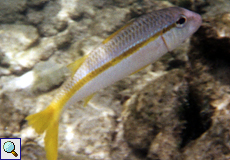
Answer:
26, 7, 202, 160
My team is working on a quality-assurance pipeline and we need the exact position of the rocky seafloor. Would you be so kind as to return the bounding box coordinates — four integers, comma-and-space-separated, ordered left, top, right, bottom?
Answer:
0, 0, 230, 160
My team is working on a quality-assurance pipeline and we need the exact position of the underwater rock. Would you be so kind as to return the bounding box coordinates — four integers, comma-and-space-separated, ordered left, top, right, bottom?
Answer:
120, 69, 186, 160
35, 1, 62, 37
113, 0, 139, 7
60, 104, 116, 160
89, 7, 130, 38
0, 36, 57, 75
54, 30, 73, 49
0, 0, 27, 23
0, 24, 38, 53
32, 61, 69, 93
182, 0, 230, 159
0, 93, 25, 138
0, 24, 39, 74
27, 0, 49, 7
21, 142, 46, 160
1, 0, 230, 160
26, 8, 44, 25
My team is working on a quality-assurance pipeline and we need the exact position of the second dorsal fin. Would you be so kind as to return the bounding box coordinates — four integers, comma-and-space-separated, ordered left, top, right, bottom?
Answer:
67, 55, 88, 76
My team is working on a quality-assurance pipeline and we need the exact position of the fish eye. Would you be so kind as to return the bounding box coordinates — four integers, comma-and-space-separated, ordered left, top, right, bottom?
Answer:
176, 15, 187, 27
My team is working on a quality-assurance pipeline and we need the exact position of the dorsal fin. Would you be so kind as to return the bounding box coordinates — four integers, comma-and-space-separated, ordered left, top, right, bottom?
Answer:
67, 55, 88, 76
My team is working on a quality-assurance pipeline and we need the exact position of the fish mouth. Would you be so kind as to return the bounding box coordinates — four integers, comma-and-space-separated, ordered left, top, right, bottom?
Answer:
185, 9, 202, 31
193, 12, 202, 29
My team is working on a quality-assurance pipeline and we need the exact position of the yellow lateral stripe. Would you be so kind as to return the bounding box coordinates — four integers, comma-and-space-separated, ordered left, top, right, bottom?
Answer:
61, 23, 176, 101
163, 23, 176, 33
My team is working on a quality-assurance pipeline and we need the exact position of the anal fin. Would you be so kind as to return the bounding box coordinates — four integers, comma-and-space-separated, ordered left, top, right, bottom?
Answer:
130, 64, 150, 75
84, 93, 96, 107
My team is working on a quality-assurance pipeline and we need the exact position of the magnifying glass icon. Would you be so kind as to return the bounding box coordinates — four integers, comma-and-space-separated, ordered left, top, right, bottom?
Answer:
3, 141, 18, 157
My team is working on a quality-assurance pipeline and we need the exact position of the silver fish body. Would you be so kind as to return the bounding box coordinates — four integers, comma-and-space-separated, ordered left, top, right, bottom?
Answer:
26, 7, 202, 160
62, 7, 202, 107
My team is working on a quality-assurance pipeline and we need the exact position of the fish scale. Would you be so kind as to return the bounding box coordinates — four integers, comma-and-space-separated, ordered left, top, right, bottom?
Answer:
26, 7, 202, 160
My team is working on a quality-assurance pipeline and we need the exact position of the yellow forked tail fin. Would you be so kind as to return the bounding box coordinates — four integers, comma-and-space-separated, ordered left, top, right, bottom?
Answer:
26, 101, 62, 160
26, 105, 55, 134
45, 119, 59, 160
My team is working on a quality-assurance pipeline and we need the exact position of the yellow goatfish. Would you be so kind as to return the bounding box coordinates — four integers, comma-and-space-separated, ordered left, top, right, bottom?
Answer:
26, 7, 202, 160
